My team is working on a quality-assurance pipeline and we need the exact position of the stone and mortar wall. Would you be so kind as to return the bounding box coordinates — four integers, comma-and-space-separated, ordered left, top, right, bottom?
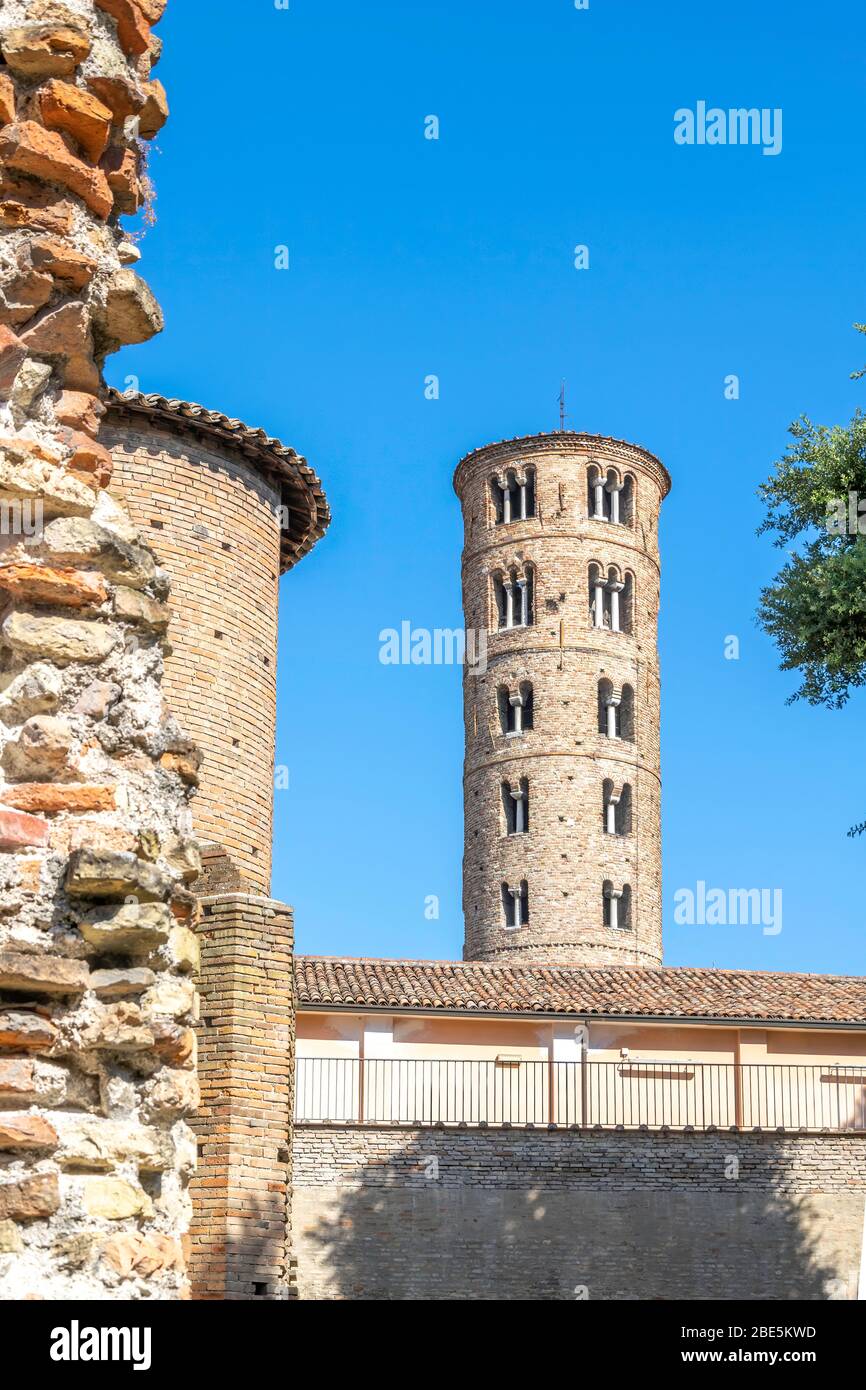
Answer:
189, 883, 295, 1300
455, 434, 668, 967
0, 0, 201, 1298
102, 419, 284, 893
293, 1126, 866, 1301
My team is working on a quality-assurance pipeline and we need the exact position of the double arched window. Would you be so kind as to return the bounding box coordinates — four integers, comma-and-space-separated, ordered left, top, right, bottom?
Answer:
497, 681, 534, 735
502, 778, 529, 835
602, 881, 632, 930
597, 680, 635, 741
502, 880, 529, 929
602, 780, 633, 836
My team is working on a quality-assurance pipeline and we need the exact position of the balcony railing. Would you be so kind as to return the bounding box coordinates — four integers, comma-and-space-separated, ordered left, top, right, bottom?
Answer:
295, 1057, 866, 1132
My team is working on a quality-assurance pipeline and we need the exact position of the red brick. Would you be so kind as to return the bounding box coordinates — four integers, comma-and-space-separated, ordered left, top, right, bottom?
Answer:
0, 74, 16, 127
39, 80, 113, 164
0, 122, 112, 220
0, 808, 50, 851
93, 0, 153, 57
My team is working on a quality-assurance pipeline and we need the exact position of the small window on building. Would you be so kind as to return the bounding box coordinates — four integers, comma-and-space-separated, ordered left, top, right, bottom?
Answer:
603, 781, 633, 835
620, 572, 634, 635
589, 566, 631, 633
499, 680, 534, 734
621, 474, 635, 527
502, 778, 529, 835
599, 681, 634, 741
588, 466, 627, 524
493, 468, 536, 525
493, 566, 534, 631
502, 880, 529, 929
603, 881, 632, 930
598, 678, 618, 737
589, 562, 606, 628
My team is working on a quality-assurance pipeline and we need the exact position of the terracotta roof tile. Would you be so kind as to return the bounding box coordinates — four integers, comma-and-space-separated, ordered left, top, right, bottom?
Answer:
295, 956, 866, 1026
103, 389, 330, 571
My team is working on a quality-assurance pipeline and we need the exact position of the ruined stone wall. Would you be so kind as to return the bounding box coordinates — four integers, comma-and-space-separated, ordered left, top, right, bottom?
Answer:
293, 1126, 866, 1300
454, 433, 669, 967
0, 0, 201, 1299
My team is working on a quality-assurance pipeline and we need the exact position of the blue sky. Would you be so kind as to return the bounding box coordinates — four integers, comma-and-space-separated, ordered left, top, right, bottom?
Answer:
108, 0, 866, 976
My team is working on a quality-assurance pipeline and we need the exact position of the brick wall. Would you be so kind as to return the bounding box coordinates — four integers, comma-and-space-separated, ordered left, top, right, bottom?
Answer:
293, 1126, 866, 1300
188, 892, 295, 1300
455, 434, 669, 967
104, 421, 283, 893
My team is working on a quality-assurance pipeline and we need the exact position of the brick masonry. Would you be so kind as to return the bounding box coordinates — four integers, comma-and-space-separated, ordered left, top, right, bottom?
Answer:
188, 887, 295, 1300
454, 433, 670, 966
99, 404, 328, 1300
103, 420, 284, 893
292, 1126, 866, 1300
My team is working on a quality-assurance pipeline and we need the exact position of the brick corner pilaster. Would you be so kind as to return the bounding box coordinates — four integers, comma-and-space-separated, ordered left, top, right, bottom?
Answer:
188, 855, 295, 1301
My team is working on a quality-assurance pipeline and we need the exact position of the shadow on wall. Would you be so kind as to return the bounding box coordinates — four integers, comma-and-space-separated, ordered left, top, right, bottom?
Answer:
292, 1132, 864, 1301
192, 1183, 294, 1302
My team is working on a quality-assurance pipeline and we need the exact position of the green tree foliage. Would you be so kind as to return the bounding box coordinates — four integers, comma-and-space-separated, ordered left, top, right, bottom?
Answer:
757, 325, 866, 834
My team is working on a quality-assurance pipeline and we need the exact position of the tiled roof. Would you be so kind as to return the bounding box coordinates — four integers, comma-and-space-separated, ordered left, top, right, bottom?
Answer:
295, 956, 866, 1026
103, 390, 330, 572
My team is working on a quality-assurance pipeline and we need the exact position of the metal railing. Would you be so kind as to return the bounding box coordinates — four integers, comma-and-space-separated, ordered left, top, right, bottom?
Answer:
295, 1057, 866, 1132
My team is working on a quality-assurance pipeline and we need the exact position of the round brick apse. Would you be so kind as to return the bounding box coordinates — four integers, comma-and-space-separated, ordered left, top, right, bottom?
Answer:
454, 431, 671, 967
102, 393, 329, 894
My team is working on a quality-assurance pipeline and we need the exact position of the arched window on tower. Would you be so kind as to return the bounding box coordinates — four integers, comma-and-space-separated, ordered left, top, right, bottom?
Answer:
606, 567, 623, 632
621, 572, 634, 634
588, 563, 607, 628
493, 566, 534, 630
588, 565, 631, 633
603, 881, 632, 930
602, 780, 633, 835
493, 572, 506, 628
502, 778, 529, 835
588, 466, 629, 525
605, 470, 623, 525
502, 880, 529, 930
588, 465, 601, 519
498, 680, 534, 735
602, 779, 614, 832
598, 678, 615, 736
521, 567, 535, 626
621, 474, 635, 527
492, 468, 536, 525
492, 476, 505, 525
621, 884, 632, 928
519, 468, 536, 520
598, 681, 635, 741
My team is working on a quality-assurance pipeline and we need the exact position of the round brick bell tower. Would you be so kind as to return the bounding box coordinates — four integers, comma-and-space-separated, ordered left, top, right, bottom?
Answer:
454, 431, 670, 967
101, 391, 330, 893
